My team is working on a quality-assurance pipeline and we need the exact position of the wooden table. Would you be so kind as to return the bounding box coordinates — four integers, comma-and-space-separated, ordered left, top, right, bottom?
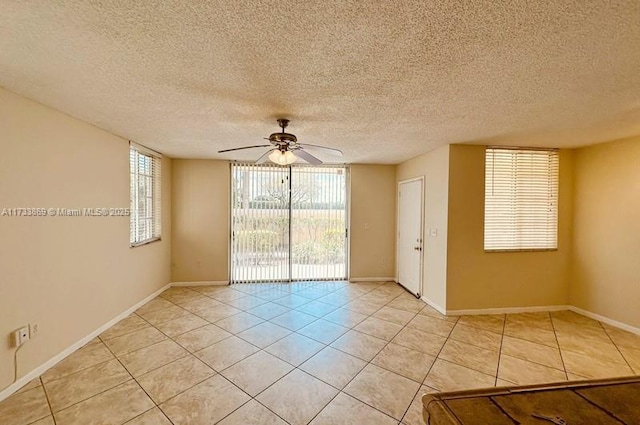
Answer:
422, 376, 640, 424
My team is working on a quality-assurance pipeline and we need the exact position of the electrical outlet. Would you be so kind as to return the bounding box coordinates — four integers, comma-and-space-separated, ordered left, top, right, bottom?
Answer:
30, 323, 40, 337
12, 326, 30, 347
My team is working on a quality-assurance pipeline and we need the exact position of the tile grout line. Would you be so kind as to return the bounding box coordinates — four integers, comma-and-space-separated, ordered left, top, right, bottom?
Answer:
494, 315, 507, 386
599, 320, 636, 372
549, 312, 570, 380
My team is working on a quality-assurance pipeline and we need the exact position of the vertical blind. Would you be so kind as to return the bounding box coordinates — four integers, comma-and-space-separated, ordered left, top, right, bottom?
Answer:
130, 143, 162, 246
230, 163, 348, 283
484, 147, 559, 251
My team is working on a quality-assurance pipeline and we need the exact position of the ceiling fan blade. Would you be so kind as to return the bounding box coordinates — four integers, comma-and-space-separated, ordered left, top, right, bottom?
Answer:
218, 144, 271, 153
295, 149, 323, 165
255, 149, 276, 164
297, 143, 343, 156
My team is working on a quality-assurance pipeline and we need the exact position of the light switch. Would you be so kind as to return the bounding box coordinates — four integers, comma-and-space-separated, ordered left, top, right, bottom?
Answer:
429, 228, 438, 237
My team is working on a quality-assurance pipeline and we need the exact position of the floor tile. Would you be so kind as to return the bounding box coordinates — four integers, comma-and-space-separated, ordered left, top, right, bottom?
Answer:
343, 299, 383, 315
265, 333, 325, 366
255, 288, 291, 302
344, 364, 419, 420
323, 308, 368, 328
174, 324, 231, 352
316, 292, 352, 307
160, 375, 249, 425
137, 355, 215, 403
505, 312, 553, 331
0, 385, 51, 425
418, 305, 458, 322
273, 293, 312, 309
137, 304, 190, 326
402, 385, 437, 425
387, 295, 426, 313
618, 345, 640, 373
196, 304, 242, 323
154, 313, 209, 337
456, 314, 505, 334
603, 324, 640, 350
195, 335, 260, 371
44, 358, 130, 412
497, 354, 567, 385
392, 327, 447, 356
556, 330, 627, 364
354, 316, 403, 341
270, 309, 318, 331
221, 351, 294, 396
424, 359, 495, 392
257, 369, 338, 425
30, 416, 55, 425
297, 319, 350, 344
503, 321, 558, 347
208, 288, 248, 303
215, 312, 264, 334
100, 314, 150, 340
175, 296, 223, 313
247, 302, 291, 320
300, 346, 367, 389
54, 380, 153, 425
237, 321, 291, 348
372, 306, 416, 326
372, 343, 435, 383
438, 339, 499, 376
449, 323, 502, 351
225, 295, 268, 311
102, 326, 167, 356
500, 335, 564, 370
217, 399, 288, 425
295, 300, 339, 318
118, 339, 188, 377
310, 392, 397, 425
124, 408, 172, 425
42, 341, 114, 382
136, 297, 175, 315
562, 350, 635, 379
330, 330, 387, 361
407, 314, 455, 337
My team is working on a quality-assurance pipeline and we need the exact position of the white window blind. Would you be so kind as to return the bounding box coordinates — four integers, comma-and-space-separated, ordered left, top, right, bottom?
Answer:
130, 143, 162, 246
484, 147, 559, 251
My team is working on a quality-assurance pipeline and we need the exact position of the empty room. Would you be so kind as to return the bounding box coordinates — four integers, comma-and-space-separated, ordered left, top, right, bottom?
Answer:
1, 1, 639, 424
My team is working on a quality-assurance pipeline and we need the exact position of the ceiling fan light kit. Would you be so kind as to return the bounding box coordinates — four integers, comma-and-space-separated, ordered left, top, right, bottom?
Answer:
217, 118, 343, 166
269, 149, 297, 165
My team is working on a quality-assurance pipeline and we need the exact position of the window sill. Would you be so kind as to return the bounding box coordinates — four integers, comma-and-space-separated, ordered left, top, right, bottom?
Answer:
130, 237, 161, 248
484, 248, 557, 253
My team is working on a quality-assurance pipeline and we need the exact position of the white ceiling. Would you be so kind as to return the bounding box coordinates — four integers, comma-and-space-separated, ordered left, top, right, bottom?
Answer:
1, 1, 640, 164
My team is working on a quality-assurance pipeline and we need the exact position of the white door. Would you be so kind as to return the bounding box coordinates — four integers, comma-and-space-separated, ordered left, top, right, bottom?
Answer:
397, 178, 424, 297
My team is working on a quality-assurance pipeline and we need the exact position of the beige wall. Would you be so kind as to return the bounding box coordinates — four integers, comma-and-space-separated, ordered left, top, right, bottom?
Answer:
171, 160, 230, 282
571, 137, 640, 328
396, 145, 450, 309
446, 145, 573, 310
349, 165, 396, 279
0, 87, 171, 390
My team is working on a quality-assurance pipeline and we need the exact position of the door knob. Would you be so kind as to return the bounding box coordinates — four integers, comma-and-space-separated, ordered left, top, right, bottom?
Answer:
414, 246, 422, 251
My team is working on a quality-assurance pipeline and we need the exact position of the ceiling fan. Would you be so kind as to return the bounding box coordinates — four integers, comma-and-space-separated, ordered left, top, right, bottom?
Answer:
217, 119, 343, 165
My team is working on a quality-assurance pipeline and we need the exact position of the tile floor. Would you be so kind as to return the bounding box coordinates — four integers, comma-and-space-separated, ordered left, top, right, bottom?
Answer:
2, 281, 639, 425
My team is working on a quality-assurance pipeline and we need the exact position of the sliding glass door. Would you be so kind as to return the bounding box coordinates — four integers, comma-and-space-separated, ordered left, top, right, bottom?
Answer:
230, 163, 348, 282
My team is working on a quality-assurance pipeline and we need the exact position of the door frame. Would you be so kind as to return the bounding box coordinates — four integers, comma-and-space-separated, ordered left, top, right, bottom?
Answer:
228, 162, 350, 283
396, 176, 425, 297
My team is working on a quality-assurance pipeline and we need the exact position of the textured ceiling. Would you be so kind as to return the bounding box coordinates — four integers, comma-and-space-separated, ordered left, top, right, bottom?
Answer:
1, 1, 640, 164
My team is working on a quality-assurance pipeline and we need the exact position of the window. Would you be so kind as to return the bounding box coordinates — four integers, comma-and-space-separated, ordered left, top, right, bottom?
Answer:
130, 143, 161, 246
484, 147, 559, 251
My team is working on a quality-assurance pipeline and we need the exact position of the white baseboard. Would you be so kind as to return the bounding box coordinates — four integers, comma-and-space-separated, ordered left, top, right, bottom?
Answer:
171, 281, 229, 287
0, 282, 171, 403
569, 306, 640, 336
446, 305, 570, 316
420, 296, 447, 315
349, 277, 396, 283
